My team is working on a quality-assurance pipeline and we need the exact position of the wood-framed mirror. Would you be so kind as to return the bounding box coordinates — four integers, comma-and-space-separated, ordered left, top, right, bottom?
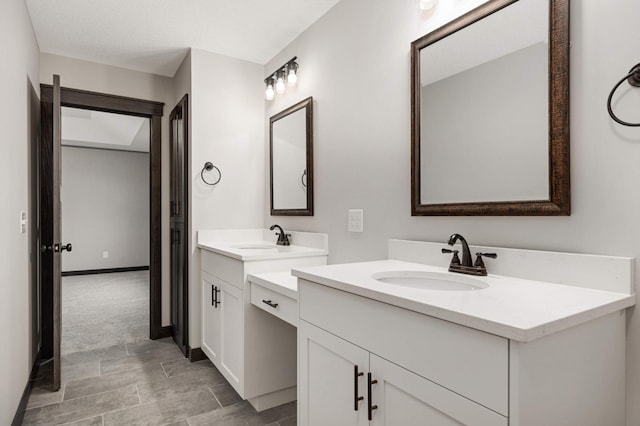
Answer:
270, 96, 314, 216
411, 0, 569, 216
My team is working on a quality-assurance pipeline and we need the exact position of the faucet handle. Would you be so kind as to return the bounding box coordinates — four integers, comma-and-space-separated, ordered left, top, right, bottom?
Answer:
441, 248, 461, 265
474, 252, 497, 268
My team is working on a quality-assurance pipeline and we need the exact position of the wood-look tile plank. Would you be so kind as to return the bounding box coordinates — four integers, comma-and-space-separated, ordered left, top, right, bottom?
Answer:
100, 346, 183, 375
187, 401, 297, 426
27, 385, 64, 409
161, 358, 213, 378
61, 345, 127, 366
278, 415, 297, 426
32, 361, 101, 389
126, 337, 176, 355
59, 415, 103, 425
103, 388, 219, 425
209, 381, 242, 407
23, 386, 139, 425
137, 368, 226, 404
64, 363, 166, 401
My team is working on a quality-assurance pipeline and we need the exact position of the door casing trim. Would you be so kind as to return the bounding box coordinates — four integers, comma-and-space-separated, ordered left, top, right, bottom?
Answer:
40, 85, 165, 353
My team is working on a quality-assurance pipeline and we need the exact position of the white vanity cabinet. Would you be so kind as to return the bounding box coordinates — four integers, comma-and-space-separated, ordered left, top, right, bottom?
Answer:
300, 321, 506, 426
298, 278, 629, 425
296, 241, 633, 425
201, 271, 243, 389
198, 231, 327, 411
298, 280, 508, 426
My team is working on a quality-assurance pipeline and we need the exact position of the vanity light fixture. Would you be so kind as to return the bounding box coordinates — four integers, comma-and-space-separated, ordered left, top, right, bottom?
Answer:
264, 56, 298, 100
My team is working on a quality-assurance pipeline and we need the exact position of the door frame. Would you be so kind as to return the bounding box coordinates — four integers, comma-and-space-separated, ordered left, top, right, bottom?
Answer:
40, 85, 166, 358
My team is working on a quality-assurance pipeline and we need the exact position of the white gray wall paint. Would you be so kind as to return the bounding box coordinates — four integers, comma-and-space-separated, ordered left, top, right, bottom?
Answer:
61, 146, 149, 272
0, 0, 39, 421
40, 53, 174, 326
264, 0, 640, 423
188, 49, 265, 347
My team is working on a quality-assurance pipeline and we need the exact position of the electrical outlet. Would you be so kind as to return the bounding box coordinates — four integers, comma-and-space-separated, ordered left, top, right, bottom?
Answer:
348, 209, 364, 232
103, 251, 109, 259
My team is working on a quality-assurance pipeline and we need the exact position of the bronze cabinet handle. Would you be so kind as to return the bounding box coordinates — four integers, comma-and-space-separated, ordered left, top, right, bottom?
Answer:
354, 365, 364, 411
262, 300, 278, 308
367, 372, 378, 420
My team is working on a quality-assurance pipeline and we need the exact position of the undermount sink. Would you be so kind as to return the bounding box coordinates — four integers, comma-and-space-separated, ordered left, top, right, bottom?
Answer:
230, 243, 277, 250
372, 270, 488, 291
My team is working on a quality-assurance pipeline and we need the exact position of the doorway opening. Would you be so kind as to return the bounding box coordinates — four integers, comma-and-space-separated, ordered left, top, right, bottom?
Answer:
60, 107, 151, 353
39, 85, 166, 363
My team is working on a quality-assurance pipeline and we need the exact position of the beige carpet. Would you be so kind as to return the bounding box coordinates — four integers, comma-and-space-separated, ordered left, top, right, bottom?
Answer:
61, 271, 149, 355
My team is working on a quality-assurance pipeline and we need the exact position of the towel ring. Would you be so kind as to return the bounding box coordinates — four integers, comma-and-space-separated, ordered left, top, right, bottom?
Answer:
201, 162, 221, 186
607, 62, 640, 127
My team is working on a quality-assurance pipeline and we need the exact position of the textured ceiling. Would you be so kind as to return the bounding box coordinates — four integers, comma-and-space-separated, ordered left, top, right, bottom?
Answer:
25, 0, 342, 77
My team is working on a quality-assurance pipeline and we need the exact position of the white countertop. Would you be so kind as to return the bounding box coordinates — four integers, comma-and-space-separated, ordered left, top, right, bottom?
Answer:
247, 271, 298, 300
198, 240, 328, 261
292, 260, 635, 342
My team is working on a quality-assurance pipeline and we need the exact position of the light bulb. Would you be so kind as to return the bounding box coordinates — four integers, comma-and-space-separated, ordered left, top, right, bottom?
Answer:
265, 82, 275, 100
275, 75, 286, 94
287, 67, 297, 86
418, 0, 437, 10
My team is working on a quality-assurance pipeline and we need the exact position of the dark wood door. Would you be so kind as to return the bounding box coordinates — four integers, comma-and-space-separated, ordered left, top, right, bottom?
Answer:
170, 95, 189, 355
50, 75, 64, 390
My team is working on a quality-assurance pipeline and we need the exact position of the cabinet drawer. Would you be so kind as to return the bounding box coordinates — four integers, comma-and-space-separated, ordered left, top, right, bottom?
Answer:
251, 283, 298, 327
201, 249, 243, 288
299, 280, 509, 416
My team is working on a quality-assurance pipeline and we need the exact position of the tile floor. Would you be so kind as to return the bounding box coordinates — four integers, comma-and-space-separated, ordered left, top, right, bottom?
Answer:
26, 271, 296, 424
24, 338, 297, 425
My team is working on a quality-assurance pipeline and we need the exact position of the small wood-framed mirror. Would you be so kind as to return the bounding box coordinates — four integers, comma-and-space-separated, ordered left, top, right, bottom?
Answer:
270, 97, 314, 216
411, 0, 570, 216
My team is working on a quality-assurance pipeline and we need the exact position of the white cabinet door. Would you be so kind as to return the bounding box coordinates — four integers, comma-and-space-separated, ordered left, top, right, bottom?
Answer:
201, 274, 221, 364
218, 279, 244, 393
299, 321, 369, 426
369, 354, 508, 426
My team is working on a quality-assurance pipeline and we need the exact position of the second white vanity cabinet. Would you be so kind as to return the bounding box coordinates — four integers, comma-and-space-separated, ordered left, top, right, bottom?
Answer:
198, 229, 328, 411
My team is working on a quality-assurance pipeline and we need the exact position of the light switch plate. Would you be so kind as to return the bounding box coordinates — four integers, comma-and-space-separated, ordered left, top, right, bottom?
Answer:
19, 211, 27, 234
103, 251, 109, 259
348, 209, 364, 232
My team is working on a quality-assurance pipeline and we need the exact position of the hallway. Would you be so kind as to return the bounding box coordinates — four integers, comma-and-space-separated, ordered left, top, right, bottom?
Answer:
24, 338, 296, 425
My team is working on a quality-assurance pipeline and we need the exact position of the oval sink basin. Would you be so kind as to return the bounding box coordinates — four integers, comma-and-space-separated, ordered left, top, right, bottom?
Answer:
372, 271, 488, 291
230, 244, 276, 250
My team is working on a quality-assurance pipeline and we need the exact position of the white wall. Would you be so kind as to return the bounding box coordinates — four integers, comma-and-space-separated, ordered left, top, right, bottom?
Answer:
264, 0, 640, 424
40, 53, 174, 326
61, 146, 149, 272
189, 49, 265, 346
0, 0, 39, 421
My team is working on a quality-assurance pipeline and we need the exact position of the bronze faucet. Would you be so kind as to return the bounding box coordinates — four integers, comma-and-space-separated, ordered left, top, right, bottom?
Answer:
269, 224, 291, 246
443, 233, 496, 276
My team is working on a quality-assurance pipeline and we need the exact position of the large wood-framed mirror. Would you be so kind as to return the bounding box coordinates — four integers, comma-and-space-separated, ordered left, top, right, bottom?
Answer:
411, 0, 569, 216
270, 97, 314, 216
